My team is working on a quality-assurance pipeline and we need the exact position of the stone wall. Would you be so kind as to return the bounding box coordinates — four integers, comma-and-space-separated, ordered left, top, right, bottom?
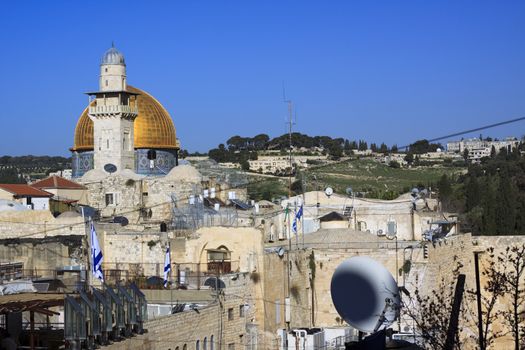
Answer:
101, 275, 261, 350
0, 210, 85, 239
0, 236, 82, 273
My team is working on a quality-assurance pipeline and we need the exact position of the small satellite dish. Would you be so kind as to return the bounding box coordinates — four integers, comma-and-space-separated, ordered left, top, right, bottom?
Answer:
345, 187, 353, 196
330, 256, 400, 333
104, 163, 117, 173
325, 187, 334, 197
277, 247, 285, 258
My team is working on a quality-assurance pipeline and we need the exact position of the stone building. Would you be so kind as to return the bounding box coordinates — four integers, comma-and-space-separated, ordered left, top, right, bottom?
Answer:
279, 191, 455, 241
0, 184, 53, 210
71, 45, 180, 178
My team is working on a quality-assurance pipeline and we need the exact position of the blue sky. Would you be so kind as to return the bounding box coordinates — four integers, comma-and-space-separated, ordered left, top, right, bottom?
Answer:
0, 1, 524, 156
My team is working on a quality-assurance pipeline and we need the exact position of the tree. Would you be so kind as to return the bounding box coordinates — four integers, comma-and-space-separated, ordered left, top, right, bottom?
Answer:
465, 176, 481, 212
379, 143, 388, 153
226, 135, 247, 151
495, 171, 517, 234
391, 144, 399, 153
252, 134, 270, 150
404, 152, 414, 166
437, 174, 453, 211
240, 159, 250, 171
405, 258, 468, 349
291, 179, 303, 195
481, 177, 497, 235
0, 168, 24, 183
463, 148, 470, 162
467, 248, 507, 349
178, 149, 189, 159
499, 245, 525, 349
370, 143, 378, 152
389, 160, 400, 169
490, 146, 496, 158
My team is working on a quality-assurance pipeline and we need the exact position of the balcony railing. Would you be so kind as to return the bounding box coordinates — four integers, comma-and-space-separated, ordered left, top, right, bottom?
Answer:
89, 105, 138, 116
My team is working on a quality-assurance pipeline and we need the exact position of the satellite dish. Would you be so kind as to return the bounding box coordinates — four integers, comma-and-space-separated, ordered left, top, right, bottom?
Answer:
346, 187, 353, 196
277, 247, 285, 258
330, 256, 400, 333
325, 187, 334, 197
104, 163, 117, 173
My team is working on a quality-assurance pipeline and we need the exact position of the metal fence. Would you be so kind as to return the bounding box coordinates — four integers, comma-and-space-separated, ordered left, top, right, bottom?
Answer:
101, 261, 241, 290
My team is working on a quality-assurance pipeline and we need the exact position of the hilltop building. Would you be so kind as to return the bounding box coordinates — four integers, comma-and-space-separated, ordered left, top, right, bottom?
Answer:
71, 45, 180, 177
447, 137, 519, 162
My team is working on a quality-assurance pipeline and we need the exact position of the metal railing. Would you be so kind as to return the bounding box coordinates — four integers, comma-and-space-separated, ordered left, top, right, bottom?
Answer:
89, 105, 138, 115
101, 261, 240, 290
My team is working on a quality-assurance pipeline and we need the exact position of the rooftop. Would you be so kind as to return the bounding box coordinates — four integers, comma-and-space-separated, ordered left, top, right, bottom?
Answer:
31, 175, 86, 190
0, 184, 53, 198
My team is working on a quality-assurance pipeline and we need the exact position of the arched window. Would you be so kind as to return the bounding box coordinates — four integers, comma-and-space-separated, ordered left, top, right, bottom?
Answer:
183, 345, 187, 350
210, 335, 214, 350
196, 340, 200, 350
203, 337, 207, 350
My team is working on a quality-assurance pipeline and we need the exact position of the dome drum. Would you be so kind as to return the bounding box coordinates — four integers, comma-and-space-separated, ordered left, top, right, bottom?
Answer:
71, 85, 180, 177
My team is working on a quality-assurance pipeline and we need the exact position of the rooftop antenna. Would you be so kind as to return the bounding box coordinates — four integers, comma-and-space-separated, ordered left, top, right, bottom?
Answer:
282, 82, 294, 198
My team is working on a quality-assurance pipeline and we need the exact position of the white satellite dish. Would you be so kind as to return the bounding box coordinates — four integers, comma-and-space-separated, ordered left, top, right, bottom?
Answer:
330, 256, 400, 333
325, 187, 334, 197
277, 247, 285, 258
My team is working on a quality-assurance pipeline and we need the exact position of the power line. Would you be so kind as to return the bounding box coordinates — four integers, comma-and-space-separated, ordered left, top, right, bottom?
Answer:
399, 116, 525, 150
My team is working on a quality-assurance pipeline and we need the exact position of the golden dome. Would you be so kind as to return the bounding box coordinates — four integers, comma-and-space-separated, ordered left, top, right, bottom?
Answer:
71, 85, 179, 151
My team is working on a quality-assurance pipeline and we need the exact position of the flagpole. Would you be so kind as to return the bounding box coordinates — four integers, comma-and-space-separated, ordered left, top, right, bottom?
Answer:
301, 194, 305, 249
294, 201, 298, 249
81, 208, 91, 289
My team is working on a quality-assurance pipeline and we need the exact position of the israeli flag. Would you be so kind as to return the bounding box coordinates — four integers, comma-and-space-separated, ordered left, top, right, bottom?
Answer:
90, 220, 104, 282
163, 245, 171, 288
292, 205, 304, 233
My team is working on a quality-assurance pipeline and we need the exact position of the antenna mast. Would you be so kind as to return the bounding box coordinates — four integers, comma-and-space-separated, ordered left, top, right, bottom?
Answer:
283, 84, 294, 197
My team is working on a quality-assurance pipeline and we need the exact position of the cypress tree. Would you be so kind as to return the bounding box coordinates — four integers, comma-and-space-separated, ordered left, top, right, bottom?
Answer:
465, 176, 481, 212
482, 177, 497, 235
495, 171, 517, 234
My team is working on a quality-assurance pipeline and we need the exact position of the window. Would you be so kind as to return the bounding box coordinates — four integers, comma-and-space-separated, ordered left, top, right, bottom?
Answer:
228, 344, 234, 350
107, 139, 110, 149
228, 308, 234, 321
105, 80, 108, 87
105, 68, 108, 73
203, 337, 207, 350
105, 193, 114, 206
183, 345, 187, 350
196, 340, 200, 350
123, 131, 130, 151
210, 335, 214, 350
239, 305, 245, 317
105, 193, 119, 206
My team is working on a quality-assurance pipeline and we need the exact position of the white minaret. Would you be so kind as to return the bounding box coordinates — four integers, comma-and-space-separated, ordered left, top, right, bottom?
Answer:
88, 45, 138, 173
